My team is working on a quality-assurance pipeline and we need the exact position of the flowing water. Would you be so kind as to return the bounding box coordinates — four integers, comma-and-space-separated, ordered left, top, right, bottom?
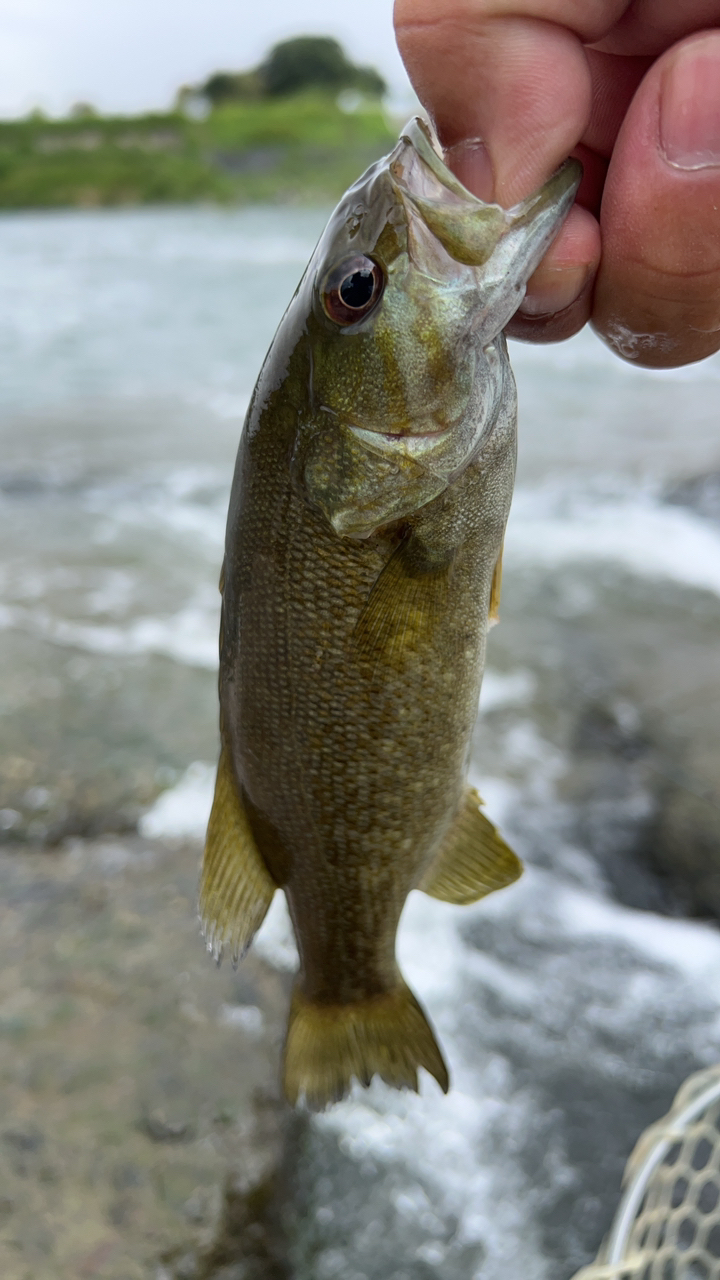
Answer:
1, 205, 720, 1279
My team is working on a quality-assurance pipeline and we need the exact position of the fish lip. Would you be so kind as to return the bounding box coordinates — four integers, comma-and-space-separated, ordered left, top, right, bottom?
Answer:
321, 404, 454, 442
392, 116, 487, 207
348, 421, 454, 451
356, 424, 451, 441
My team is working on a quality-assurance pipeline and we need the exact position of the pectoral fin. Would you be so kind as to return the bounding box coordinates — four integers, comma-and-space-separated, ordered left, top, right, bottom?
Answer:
419, 787, 523, 904
199, 747, 276, 964
353, 540, 451, 667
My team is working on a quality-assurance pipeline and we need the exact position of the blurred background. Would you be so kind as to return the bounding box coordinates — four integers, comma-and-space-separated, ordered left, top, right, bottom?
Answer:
0, 4, 719, 1279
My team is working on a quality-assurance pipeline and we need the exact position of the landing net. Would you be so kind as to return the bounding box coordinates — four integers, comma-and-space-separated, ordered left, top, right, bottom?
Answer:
572, 1065, 720, 1280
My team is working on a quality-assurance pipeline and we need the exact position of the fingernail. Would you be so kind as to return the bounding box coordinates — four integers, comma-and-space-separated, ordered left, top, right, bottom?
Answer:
660, 36, 720, 170
444, 139, 494, 201
519, 264, 590, 318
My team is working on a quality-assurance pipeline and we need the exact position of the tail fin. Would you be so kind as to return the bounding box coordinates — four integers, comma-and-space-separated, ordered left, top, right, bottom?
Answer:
283, 981, 449, 1110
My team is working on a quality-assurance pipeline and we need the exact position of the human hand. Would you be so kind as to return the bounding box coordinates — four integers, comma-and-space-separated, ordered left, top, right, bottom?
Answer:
394, 1, 720, 367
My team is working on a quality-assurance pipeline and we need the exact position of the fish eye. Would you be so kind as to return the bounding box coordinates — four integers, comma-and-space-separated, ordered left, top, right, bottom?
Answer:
322, 255, 384, 326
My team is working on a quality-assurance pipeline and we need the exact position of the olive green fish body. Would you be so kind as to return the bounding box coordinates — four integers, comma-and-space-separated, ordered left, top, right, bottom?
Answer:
224, 365, 515, 1000
201, 120, 581, 1108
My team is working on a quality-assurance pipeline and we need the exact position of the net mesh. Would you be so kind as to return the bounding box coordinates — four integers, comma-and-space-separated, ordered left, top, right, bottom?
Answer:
571, 1066, 720, 1280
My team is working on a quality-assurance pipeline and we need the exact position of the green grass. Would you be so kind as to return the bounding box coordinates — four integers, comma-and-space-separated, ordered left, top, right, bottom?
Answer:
0, 95, 397, 209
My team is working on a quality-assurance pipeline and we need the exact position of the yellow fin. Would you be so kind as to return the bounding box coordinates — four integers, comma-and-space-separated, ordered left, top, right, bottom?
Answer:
283, 982, 449, 1110
199, 747, 276, 965
353, 541, 450, 666
419, 787, 523, 904
488, 546, 503, 626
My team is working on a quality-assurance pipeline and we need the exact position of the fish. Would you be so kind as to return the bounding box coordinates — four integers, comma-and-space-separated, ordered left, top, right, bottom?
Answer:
200, 118, 581, 1110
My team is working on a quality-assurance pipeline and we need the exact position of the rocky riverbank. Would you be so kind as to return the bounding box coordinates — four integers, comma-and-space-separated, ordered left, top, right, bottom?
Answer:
0, 835, 290, 1280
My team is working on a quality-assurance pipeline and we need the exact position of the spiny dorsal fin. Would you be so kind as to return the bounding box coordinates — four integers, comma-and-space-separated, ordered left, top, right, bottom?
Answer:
353, 541, 451, 668
419, 787, 523, 904
488, 546, 503, 627
199, 746, 276, 965
283, 980, 449, 1111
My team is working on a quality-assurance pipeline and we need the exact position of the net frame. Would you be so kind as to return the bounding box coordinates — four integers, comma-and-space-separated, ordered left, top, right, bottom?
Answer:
571, 1065, 720, 1280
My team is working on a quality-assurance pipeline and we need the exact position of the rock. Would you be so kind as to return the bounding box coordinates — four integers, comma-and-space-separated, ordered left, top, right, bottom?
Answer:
653, 772, 720, 919
2, 1126, 45, 1152
665, 470, 720, 524
138, 1111, 195, 1145
478, 560, 720, 921
0, 635, 219, 849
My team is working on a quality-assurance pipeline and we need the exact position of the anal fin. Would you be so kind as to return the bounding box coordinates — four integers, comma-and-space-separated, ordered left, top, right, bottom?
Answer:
419, 787, 523, 904
199, 746, 276, 964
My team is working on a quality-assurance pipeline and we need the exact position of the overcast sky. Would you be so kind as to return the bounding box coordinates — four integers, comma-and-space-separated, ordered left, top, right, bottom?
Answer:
0, 0, 412, 118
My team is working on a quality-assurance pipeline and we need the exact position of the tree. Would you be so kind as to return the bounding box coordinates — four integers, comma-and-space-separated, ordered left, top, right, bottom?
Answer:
199, 70, 262, 106
69, 102, 98, 120
191, 36, 387, 111
260, 37, 386, 98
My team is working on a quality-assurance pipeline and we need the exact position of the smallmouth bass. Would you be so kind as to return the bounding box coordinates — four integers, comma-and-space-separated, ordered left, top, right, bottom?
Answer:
200, 119, 581, 1109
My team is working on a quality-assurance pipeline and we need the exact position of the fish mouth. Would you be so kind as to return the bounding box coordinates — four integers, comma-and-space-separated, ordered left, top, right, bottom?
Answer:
322, 402, 457, 442
350, 417, 452, 439
390, 116, 582, 276
348, 421, 454, 458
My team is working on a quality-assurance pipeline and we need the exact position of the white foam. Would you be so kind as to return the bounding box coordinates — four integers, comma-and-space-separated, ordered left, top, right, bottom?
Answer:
140, 716, 720, 1274
254, 893, 299, 973
139, 761, 215, 839
507, 486, 720, 598
307, 864, 720, 1278
553, 880, 720, 981
0, 599, 219, 669
218, 1003, 264, 1037
319, 1075, 548, 1279
480, 668, 536, 713
84, 465, 228, 552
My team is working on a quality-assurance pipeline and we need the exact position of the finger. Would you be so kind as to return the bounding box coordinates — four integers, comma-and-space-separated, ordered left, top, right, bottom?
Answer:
506, 203, 601, 341
595, 0, 720, 56
395, 2, 602, 204
593, 31, 720, 368
584, 49, 651, 157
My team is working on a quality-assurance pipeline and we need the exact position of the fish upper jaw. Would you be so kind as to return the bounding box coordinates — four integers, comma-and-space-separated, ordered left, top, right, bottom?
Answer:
389, 118, 582, 342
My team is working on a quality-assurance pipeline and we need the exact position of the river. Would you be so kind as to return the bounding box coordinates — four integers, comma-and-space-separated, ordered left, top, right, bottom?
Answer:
1, 203, 719, 1279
